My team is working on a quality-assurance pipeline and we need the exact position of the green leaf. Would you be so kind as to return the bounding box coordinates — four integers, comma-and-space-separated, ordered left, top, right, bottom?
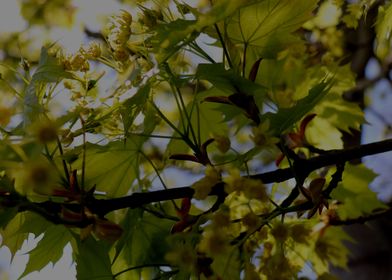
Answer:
196, 63, 267, 98
150, 19, 198, 63
375, 2, 392, 59
19, 225, 73, 279
0, 213, 29, 260
331, 164, 387, 220
23, 46, 73, 125
17, 212, 52, 236
166, 100, 228, 155
112, 208, 173, 279
310, 227, 352, 273
0, 212, 52, 260
120, 85, 150, 137
263, 81, 332, 135
76, 237, 113, 280
149, 1, 250, 62
226, 0, 318, 62
76, 140, 143, 197
33, 47, 73, 82
317, 92, 365, 132
211, 247, 241, 280
0, 207, 18, 229
305, 117, 343, 150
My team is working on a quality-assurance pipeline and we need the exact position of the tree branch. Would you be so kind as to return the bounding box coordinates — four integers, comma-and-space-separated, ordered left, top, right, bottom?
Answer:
91, 138, 392, 216
7, 138, 392, 224
329, 208, 392, 226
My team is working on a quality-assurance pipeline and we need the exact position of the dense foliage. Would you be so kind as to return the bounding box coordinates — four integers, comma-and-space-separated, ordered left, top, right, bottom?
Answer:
1, 0, 392, 279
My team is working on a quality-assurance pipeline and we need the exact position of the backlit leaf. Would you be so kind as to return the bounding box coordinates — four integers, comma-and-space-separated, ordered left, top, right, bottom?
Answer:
331, 164, 387, 219
120, 85, 150, 137
19, 225, 73, 279
112, 208, 173, 279
76, 140, 143, 197
263, 81, 332, 135
23, 46, 73, 125
211, 247, 241, 280
375, 2, 392, 59
0, 212, 51, 260
226, 0, 318, 68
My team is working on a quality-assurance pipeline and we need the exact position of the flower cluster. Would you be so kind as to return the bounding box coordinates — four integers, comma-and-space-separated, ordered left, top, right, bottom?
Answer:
58, 50, 89, 72
213, 133, 231, 153
80, 41, 102, 60
107, 10, 133, 62
251, 120, 279, 149
192, 165, 221, 200
224, 168, 268, 202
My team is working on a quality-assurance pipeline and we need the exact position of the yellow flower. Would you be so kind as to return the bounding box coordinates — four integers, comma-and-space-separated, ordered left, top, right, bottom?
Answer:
107, 10, 132, 49
81, 42, 102, 59
271, 222, 289, 243
224, 168, 268, 201
192, 165, 220, 200
13, 158, 59, 196
243, 179, 268, 202
290, 223, 311, 244
242, 212, 259, 231
199, 229, 229, 256
223, 168, 243, 194
165, 246, 197, 272
251, 120, 279, 148
211, 209, 231, 228
31, 120, 59, 143
113, 47, 130, 62
213, 133, 231, 153
0, 106, 13, 126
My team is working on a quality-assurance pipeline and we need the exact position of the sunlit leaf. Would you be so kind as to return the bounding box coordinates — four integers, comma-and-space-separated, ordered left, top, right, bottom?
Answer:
263, 81, 332, 135
211, 247, 241, 280
306, 117, 343, 149
331, 164, 387, 219
149, 1, 250, 62
317, 92, 365, 132
196, 63, 267, 98
23, 46, 73, 125
112, 208, 173, 279
75, 140, 142, 197
310, 227, 352, 273
120, 85, 150, 137
166, 100, 228, 156
226, 0, 318, 73
375, 2, 392, 59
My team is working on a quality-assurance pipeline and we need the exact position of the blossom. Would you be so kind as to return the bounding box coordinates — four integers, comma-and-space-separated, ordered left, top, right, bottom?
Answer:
251, 120, 279, 148
107, 10, 132, 49
192, 165, 220, 200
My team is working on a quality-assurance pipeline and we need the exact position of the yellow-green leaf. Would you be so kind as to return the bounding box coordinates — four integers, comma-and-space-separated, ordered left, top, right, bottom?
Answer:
331, 164, 387, 219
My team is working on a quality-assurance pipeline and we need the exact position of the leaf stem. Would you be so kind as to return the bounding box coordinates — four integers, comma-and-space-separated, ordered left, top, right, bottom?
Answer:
214, 24, 233, 68
113, 264, 171, 278
79, 115, 86, 192
56, 136, 70, 185
242, 43, 248, 77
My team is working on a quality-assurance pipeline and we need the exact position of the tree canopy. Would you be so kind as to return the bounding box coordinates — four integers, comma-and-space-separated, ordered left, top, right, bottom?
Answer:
1, 0, 392, 279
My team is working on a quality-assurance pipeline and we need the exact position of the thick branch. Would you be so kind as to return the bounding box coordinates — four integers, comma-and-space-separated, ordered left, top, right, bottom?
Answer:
90, 138, 392, 216
329, 208, 392, 226
9, 138, 392, 221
